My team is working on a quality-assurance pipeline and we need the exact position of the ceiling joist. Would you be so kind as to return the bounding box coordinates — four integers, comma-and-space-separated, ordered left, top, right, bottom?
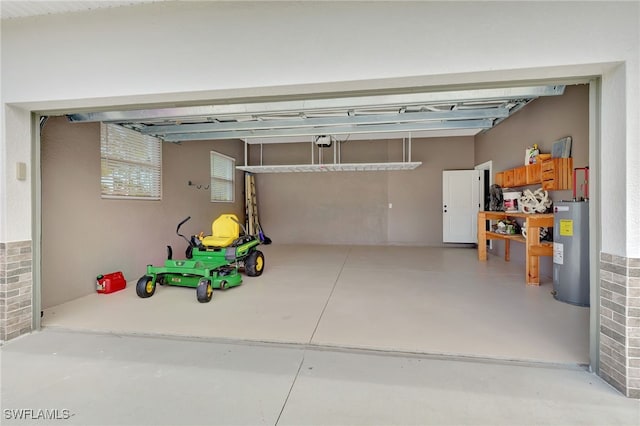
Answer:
137, 107, 509, 136
66, 85, 565, 143
162, 119, 494, 142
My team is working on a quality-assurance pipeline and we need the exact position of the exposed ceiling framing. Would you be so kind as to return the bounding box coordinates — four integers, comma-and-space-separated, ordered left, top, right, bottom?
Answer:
67, 85, 566, 144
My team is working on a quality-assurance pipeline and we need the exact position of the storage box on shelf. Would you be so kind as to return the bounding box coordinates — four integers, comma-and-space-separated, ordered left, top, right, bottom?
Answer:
541, 157, 573, 190
495, 157, 572, 190
514, 166, 527, 186
477, 211, 554, 285
503, 169, 514, 187
526, 163, 541, 184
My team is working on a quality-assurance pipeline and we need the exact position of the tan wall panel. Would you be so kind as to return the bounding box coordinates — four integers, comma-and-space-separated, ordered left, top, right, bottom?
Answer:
41, 85, 588, 305
253, 137, 475, 245
41, 117, 243, 308
388, 137, 475, 245
474, 84, 590, 272
475, 84, 589, 196
256, 171, 389, 245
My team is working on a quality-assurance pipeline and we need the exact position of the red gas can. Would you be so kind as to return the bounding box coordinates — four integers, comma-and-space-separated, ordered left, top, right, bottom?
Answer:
96, 271, 126, 294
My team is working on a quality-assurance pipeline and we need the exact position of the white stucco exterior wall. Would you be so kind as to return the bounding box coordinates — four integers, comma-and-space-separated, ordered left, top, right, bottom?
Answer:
1, 1, 639, 255
2, 106, 31, 242
601, 64, 628, 256
0, 106, 6, 241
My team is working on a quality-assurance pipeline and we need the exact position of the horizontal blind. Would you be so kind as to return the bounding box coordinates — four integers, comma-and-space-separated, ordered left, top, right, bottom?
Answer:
101, 123, 162, 199
210, 151, 235, 202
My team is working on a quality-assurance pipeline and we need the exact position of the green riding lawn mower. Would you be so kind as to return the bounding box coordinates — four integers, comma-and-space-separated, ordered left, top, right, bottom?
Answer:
136, 214, 265, 303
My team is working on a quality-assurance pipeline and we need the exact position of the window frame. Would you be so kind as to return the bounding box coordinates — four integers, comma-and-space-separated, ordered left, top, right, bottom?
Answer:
210, 150, 235, 203
100, 123, 163, 200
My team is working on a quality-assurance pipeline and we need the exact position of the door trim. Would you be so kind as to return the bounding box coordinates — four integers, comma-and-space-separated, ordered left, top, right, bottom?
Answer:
475, 161, 493, 249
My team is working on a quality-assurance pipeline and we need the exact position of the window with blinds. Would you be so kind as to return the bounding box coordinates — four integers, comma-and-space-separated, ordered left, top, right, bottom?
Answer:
210, 151, 235, 202
100, 123, 162, 200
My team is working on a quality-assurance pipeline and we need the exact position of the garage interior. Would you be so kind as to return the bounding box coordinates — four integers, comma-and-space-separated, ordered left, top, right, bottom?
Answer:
39, 82, 590, 365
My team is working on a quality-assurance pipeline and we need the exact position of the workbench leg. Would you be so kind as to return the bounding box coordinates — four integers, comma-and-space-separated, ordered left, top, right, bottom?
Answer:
478, 213, 487, 261
526, 226, 541, 285
504, 240, 510, 262
527, 256, 540, 285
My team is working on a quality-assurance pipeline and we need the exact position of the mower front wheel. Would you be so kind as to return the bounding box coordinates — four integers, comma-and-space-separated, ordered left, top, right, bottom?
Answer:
245, 250, 265, 277
196, 278, 213, 303
136, 275, 156, 298
156, 274, 167, 286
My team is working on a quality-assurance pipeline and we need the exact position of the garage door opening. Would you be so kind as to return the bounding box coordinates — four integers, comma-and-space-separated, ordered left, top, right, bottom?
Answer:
36, 80, 596, 367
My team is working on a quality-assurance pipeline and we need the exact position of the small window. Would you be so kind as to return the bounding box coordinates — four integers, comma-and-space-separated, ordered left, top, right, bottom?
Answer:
100, 123, 162, 200
210, 151, 235, 202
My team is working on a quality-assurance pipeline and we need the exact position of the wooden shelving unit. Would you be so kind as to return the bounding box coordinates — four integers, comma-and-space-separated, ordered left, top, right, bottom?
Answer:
495, 158, 573, 190
477, 211, 554, 285
514, 166, 527, 186
541, 157, 573, 190
526, 163, 541, 184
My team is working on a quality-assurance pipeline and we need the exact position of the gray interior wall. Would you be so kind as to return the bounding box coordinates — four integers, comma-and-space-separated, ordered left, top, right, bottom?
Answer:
251, 137, 475, 245
474, 84, 590, 272
41, 117, 244, 308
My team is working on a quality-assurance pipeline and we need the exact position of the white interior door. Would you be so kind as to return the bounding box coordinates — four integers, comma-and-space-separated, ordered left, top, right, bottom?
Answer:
443, 170, 481, 243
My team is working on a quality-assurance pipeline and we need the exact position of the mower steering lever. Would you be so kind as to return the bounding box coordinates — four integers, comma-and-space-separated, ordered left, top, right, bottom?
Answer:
176, 216, 193, 246
176, 216, 191, 234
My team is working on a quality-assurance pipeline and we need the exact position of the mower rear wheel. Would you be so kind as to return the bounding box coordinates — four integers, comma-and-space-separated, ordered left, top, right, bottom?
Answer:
245, 250, 265, 277
136, 275, 155, 298
196, 278, 213, 303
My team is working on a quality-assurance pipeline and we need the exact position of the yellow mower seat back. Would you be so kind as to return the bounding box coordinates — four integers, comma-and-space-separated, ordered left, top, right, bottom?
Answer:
200, 214, 240, 248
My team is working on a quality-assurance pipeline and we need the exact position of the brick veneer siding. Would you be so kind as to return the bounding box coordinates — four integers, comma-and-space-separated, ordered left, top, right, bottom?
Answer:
599, 253, 640, 398
0, 241, 33, 342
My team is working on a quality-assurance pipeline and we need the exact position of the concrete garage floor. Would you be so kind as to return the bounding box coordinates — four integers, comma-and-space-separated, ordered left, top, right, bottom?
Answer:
3, 246, 634, 425
2, 330, 638, 426
41, 245, 589, 365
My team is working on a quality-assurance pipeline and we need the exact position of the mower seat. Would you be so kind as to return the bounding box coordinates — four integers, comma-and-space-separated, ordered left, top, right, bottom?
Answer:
200, 214, 240, 248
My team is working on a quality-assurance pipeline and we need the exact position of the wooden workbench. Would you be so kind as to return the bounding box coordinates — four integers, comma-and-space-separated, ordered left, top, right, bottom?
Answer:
477, 211, 554, 285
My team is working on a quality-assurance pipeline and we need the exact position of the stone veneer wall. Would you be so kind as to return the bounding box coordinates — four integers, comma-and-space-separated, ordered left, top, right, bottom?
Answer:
599, 253, 640, 398
0, 241, 33, 342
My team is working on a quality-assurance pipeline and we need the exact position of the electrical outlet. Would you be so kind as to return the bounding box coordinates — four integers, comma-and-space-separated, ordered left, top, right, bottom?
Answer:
388, 203, 393, 209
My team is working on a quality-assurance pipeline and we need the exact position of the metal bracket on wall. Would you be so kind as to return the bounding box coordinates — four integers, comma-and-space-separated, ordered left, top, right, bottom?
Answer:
188, 180, 209, 190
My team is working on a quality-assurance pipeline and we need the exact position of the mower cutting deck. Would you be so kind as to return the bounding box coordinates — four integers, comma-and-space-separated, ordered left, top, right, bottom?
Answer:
136, 214, 264, 303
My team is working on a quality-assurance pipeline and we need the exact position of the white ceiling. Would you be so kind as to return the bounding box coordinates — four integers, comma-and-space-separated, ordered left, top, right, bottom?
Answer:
0, 0, 162, 20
